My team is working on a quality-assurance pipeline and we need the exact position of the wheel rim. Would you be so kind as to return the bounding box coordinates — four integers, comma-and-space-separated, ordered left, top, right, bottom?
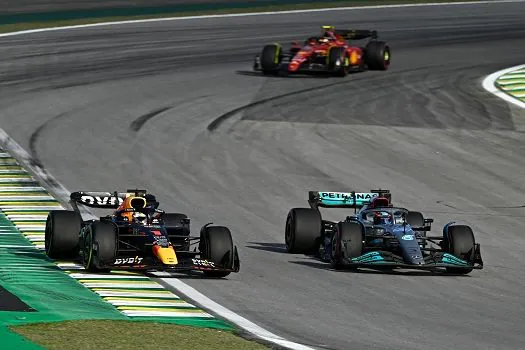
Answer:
383, 49, 391, 68
84, 229, 94, 268
331, 229, 341, 264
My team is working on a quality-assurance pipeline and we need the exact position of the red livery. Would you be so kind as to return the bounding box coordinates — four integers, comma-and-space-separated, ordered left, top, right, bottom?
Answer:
253, 25, 391, 77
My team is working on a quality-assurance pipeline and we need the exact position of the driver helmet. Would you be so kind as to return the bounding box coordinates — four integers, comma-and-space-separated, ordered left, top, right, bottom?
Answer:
373, 211, 392, 225
321, 25, 337, 39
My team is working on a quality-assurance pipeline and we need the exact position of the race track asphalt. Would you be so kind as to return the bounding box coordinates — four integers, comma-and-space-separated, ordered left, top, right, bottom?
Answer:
1, 2, 525, 349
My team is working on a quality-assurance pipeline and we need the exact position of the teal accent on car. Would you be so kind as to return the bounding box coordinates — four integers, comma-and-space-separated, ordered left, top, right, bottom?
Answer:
318, 192, 378, 207
352, 251, 385, 263
441, 253, 469, 266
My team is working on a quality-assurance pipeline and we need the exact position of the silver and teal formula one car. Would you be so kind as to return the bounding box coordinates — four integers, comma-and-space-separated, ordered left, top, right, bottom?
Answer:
285, 189, 483, 274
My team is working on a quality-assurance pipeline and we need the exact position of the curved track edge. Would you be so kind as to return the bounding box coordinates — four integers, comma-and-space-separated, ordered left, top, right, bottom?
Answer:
482, 64, 525, 109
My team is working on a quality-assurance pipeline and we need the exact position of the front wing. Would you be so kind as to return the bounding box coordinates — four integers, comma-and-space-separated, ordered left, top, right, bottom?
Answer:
102, 248, 241, 274
253, 56, 330, 73
340, 247, 483, 271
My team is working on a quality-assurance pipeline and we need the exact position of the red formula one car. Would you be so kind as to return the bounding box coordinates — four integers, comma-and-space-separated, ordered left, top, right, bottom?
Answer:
253, 25, 390, 77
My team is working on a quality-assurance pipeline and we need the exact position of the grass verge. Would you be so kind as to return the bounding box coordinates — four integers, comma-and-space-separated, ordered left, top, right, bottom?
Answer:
0, 0, 484, 34
11, 320, 268, 350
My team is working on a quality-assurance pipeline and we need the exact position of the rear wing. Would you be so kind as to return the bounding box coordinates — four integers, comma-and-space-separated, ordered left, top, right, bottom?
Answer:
336, 29, 378, 40
308, 189, 390, 209
69, 189, 147, 209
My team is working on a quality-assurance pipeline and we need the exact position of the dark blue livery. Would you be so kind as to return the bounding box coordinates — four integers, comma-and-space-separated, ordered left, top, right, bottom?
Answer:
285, 189, 483, 274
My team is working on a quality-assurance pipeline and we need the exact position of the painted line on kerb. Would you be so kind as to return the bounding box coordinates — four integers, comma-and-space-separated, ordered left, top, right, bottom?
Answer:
0, 148, 215, 321
482, 64, 525, 109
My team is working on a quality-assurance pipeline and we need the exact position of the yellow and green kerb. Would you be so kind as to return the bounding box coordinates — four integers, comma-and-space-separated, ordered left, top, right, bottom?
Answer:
0, 148, 229, 328
495, 67, 525, 102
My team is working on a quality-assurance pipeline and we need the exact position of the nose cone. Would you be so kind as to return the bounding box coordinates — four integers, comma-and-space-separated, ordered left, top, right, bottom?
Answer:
153, 245, 178, 265
288, 61, 300, 72
395, 227, 425, 265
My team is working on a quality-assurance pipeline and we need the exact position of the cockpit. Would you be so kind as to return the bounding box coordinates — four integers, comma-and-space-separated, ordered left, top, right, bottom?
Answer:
361, 207, 408, 225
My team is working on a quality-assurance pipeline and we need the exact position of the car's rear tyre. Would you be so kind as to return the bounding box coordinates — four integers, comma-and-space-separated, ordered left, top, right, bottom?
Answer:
406, 211, 427, 249
443, 225, 475, 274
331, 222, 364, 270
164, 213, 190, 249
45, 210, 82, 259
285, 208, 322, 254
83, 221, 117, 272
327, 47, 349, 77
260, 44, 282, 75
364, 41, 391, 70
200, 226, 234, 278
406, 211, 424, 227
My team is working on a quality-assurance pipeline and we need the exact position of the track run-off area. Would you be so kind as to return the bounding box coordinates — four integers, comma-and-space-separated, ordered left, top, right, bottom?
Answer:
1, 1, 525, 349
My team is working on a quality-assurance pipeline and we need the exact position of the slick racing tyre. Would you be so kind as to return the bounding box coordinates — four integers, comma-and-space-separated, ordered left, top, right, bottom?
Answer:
45, 210, 82, 259
285, 208, 322, 254
443, 225, 475, 274
163, 213, 190, 249
83, 221, 117, 272
260, 44, 282, 75
327, 47, 349, 77
200, 226, 234, 278
406, 211, 424, 227
364, 41, 391, 70
407, 211, 426, 249
331, 222, 364, 270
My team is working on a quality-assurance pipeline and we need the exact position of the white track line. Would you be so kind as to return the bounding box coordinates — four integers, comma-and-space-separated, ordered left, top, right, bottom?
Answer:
161, 278, 316, 350
482, 64, 525, 109
0, 1, 523, 38
2, 2, 523, 349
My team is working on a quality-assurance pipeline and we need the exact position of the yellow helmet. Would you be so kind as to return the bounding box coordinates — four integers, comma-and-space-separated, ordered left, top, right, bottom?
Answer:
321, 25, 336, 34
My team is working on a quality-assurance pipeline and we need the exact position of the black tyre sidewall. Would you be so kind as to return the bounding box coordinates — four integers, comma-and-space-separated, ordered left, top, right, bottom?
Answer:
331, 222, 364, 269
163, 213, 188, 228
260, 44, 281, 74
328, 47, 348, 76
201, 226, 234, 278
45, 210, 82, 259
365, 41, 390, 70
285, 208, 321, 254
406, 211, 424, 227
84, 221, 117, 272
444, 225, 475, 274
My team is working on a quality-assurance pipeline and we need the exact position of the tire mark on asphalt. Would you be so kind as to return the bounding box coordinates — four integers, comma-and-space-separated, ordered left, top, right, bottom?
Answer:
129, 106, 172, 132
28, 111, 70, 169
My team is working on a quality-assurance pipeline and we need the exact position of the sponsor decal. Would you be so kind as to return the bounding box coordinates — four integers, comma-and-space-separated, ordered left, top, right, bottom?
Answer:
320, 192, 378, 201
114, 256, 143, 265
154, 236, 169, 246
80, 195, 123, 206
401, 234, 415, 240
192, 259, 216, 268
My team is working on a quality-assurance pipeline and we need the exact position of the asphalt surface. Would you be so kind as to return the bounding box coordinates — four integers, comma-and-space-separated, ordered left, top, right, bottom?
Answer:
1, 2, 525, 349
